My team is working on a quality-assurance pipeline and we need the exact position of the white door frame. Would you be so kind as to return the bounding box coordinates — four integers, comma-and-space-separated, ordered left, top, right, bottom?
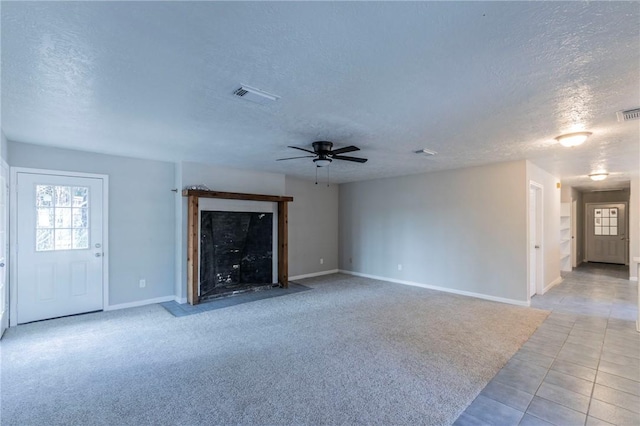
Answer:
528, 181, 544, 299
0, 160, 9, 336
9, 167, 109, 327
571, 199, 578, 268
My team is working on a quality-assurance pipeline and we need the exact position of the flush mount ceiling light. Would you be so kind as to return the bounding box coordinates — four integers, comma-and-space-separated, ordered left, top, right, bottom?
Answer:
555, 131, 592, 147
589, 172, 609, 181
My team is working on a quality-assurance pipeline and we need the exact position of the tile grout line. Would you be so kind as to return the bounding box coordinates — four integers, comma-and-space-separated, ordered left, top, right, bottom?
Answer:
518, 315, 575, 426
581, 316, 606, 426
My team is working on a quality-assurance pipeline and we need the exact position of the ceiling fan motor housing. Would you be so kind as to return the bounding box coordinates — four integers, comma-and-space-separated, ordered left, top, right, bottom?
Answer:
312, 141, 333, 154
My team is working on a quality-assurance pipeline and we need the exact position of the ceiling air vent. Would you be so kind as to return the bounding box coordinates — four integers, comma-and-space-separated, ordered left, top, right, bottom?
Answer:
616, 108, 640, 122
233, 85, 279, 105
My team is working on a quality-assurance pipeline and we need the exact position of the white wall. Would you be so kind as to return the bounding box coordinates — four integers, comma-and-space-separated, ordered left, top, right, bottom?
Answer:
527, 161, 562, 292
8, 141, 176, 306
285, 177, 339, 278
339, 160, 529, 303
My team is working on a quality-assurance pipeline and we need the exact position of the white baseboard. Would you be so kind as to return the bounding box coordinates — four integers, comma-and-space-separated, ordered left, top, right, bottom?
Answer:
290, 269, 339, 281
174, 296, 187, 304
105, 295, 176, 311
338, 270, 530, 307
541, 276, 563, 295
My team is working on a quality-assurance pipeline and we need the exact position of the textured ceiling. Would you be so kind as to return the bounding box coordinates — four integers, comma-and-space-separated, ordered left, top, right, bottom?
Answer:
2, 1, 639, 187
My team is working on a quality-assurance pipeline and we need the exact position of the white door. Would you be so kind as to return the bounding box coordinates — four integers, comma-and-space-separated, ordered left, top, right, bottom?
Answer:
0, 162, 9, 336
529, 184, 542, 297
586, 203, 627, 264
16, 172, 104, 324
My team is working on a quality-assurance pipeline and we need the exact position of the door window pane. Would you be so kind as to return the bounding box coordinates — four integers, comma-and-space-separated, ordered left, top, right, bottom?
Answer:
72, 187, 88, 208
73, 228, 89, 249
55, 186, 71, 207
594, 207, 618, 236
36, 229, 54, 251
37, 208, 54, 228
55, 208, 72, 228
35, 185, 90, 251
54, 229, 72, 250
72, 208, 88, 228
36, 185, 54, 207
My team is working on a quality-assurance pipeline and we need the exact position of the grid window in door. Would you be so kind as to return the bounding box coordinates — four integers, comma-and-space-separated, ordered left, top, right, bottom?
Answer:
594, 208, 618, 236
35, 185, 89, 251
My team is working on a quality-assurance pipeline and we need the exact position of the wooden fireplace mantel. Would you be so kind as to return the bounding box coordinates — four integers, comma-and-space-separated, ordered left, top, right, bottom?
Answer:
183, 189, 294, 305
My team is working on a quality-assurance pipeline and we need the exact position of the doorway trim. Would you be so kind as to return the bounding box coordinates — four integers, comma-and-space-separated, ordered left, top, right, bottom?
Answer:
528, 181, 544, 299
9, 167, 109, 327
0, 160, 9, 337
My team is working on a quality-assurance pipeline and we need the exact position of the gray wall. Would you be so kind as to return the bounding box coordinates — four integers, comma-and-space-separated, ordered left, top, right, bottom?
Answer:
285, 177, 339, 277
583, 189, 630, 204
339, 160, 529, 302
8, 141, 176, 306
527, 161, 561, 290
1, 131, 7, 162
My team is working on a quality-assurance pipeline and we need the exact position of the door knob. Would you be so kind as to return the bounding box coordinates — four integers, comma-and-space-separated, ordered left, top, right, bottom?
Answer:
95, 253, 102, 257
535, 245, 540, 249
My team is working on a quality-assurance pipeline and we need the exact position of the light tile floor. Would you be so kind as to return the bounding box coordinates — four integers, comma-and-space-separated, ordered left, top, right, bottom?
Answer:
455, 263, 639, 426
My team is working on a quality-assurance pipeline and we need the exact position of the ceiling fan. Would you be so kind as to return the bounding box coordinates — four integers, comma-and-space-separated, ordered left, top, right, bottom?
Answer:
277, 141, 368, 167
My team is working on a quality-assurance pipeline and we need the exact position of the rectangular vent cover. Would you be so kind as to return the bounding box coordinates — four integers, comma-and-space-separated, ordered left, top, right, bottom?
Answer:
616, 108, 640, 122
233, 85, 279, 105
233, 88, 249, 97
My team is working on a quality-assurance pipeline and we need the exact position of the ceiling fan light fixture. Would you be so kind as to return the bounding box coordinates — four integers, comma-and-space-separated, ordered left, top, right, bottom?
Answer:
555, 131, 592, 147
314, 158, 332, 167
589, 172, 609, 181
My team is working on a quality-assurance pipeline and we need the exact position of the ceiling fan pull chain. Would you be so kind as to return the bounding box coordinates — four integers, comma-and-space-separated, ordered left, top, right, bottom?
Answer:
315, 165, 318, 185
327, 164, 330, 187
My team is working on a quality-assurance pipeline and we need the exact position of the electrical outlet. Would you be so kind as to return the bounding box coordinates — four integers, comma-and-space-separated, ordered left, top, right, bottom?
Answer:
139, 279, 146, 288
320, 258, 324, 265
397, 264, 402, 271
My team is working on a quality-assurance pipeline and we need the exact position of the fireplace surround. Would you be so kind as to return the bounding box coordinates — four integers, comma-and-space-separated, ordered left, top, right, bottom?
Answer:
183, 189, 293, 305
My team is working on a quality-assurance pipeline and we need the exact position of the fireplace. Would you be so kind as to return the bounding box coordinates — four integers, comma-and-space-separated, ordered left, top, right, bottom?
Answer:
200, 211, 274, 299
183, 189, 292, 305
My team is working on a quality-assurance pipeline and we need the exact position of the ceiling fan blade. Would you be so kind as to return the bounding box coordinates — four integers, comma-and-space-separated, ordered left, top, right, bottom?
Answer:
333, 155, 368, 163
276, 155, 316, 161
331, 145, 360, 155
288, 145, 316, 154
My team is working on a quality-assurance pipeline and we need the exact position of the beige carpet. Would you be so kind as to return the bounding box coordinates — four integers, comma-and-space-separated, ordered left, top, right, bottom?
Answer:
1, 273, 548, 425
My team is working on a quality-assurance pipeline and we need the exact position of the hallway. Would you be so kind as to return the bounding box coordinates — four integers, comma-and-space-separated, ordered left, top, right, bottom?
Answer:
456, 263, 640, 425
